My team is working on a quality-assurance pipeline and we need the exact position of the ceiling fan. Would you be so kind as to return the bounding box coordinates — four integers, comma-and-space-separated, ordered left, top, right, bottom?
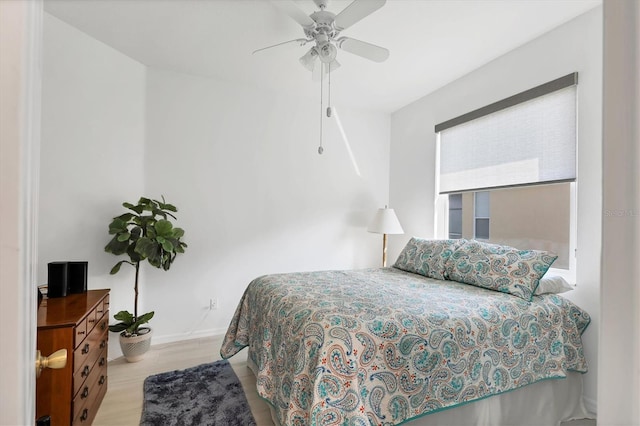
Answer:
256, 0, 388, 159
256, 0, 390, 76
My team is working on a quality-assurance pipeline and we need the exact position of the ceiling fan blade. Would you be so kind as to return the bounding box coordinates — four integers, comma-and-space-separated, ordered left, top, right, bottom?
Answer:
337, 37, 389, 62
270, 0, 316, 29
334, 0, 386, 31
253, 38, 309, 55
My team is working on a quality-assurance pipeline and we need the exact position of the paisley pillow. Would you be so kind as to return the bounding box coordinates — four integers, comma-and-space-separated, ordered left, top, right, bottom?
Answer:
444, 240, 557, 301
393, 237, 466, 280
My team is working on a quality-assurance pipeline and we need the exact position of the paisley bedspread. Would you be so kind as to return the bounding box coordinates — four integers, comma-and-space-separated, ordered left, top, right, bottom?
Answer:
220, 268, 590, 426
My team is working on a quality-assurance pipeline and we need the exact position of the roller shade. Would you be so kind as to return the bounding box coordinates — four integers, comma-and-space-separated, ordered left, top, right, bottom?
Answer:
437, 73, 577, 194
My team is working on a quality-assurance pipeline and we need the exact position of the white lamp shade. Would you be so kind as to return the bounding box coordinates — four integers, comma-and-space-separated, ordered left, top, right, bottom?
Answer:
367, 207, 404, 234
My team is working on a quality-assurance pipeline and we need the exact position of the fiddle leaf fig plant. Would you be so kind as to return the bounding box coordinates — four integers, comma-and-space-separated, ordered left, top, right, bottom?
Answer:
105, 196, 187, 336
108, 310, 155, 336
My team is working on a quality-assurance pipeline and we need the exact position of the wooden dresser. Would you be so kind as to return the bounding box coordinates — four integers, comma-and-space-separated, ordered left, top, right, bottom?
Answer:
36, 289, 110, 426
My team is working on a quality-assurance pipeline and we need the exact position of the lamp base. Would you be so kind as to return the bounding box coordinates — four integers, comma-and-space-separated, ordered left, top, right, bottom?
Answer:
382, 233, 388, 267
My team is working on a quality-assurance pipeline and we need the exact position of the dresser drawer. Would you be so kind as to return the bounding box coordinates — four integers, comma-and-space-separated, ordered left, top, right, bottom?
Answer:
73, 354, 107, 423
73, 313, 108, 375
74, 317, 88, 349
72, 372, 107, 426
95, 295, 109, 319
85, 308, 97, 333
73, 329, 108, 393
73, 343, 107, 397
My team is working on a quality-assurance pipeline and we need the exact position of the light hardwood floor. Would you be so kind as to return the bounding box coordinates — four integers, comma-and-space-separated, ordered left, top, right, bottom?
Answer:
94, 335, 596, 426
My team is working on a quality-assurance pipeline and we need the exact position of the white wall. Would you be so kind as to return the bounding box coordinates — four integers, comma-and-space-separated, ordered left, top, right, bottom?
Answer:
39, 13, 146, 360
39, 14, 390, 357
389, 7, 602, 410
143, 68, 390, 342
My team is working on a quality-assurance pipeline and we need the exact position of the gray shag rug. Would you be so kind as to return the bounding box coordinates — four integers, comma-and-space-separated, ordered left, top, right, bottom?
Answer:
140, 359, 257, 426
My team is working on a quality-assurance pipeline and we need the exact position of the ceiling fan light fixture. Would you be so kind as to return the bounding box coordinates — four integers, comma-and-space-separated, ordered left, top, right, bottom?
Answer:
299, 47, 318, 71
318, 42, 337, 63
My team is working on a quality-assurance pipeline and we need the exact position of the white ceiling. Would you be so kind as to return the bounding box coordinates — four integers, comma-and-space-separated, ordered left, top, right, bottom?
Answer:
43, 0, 600, 113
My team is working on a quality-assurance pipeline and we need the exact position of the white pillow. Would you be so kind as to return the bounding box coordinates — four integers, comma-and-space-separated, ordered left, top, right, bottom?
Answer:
535, 275, 573, 295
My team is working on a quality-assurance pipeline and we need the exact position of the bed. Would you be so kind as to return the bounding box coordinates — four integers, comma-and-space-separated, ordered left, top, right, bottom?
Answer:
220, 239, 591, 426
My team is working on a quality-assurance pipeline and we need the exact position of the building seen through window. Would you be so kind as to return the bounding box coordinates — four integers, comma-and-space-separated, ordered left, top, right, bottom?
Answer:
447, 183, 571, 269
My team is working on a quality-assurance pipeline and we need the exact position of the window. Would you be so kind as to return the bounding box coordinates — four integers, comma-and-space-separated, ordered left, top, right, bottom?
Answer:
436, 73, 577, 274
474, 191, 490, 239
448, 193, 462, 239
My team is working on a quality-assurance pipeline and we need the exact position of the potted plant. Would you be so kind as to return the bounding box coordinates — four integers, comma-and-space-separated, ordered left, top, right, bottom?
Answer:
104, 196, 187, 362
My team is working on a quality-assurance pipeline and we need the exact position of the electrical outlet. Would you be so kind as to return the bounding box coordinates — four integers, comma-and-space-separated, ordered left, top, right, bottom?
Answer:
209, 298, 218, 310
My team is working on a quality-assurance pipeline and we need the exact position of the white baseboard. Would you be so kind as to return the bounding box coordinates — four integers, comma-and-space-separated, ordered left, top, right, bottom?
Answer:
151, 327, 228, 346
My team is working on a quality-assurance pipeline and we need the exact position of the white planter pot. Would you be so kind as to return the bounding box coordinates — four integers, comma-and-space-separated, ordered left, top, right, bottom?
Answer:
119, 327, 153, 362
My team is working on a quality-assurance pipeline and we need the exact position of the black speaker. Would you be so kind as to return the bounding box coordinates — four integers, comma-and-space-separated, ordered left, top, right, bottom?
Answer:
67, 261, 88, 294
47, 262, 68, 298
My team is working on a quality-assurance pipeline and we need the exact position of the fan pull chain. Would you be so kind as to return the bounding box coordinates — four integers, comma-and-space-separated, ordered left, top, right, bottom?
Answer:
327, 65, 332, 118
318, 63, 324, 155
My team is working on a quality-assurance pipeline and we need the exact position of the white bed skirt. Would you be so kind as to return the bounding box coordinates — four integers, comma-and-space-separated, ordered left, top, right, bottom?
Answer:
246, 352, 593, 426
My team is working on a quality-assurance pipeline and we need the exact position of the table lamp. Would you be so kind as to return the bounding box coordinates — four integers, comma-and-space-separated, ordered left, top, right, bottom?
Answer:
367, 206, 404, 267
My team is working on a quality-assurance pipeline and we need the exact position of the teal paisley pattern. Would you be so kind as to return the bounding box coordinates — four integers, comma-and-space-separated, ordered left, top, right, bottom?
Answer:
220, 268, 589, 426
393, 237, 465, 280
444, 240, 558, 301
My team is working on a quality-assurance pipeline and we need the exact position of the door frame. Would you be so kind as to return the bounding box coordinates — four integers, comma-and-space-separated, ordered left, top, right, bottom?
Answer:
0, 0, 42, 424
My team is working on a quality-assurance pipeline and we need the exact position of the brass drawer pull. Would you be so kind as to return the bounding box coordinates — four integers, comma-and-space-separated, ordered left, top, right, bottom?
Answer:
80, 408, 88, 422
99, 375, 106, 385
77, 330, 85, 336
100, 322, 107, 331
100, 340, 106, 350
81, 365, 90, 377
81, 386, 89, 399
99, 357, 106, 367
82, 343, 90, 354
